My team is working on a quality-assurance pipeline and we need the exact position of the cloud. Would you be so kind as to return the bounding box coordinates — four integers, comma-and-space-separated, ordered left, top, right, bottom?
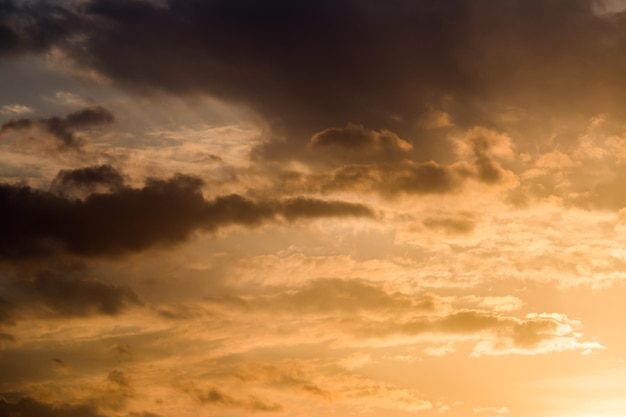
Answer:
276, 161, 465, 197
218, 278, 436, 315
279, 197, 375, 221
0, 397, 106, 417
51, 92, 89, 107
107, 369, 131, 388
205, 279, 600, 356
355, 310, 602, 356
0, 265, 141, 324
423, 215, 476, 235
591, 0, 626, 16
309, 124, 412, 163
4, 0, 625, 159
417, 110, 453, 129
277, 158, 512, 198
29, 271, 141, 316
0, 0, 76, 57
0, 332, 15, 344
179, 384, 283, 413
0, 104, 33, 115
451, 127, 515, 185
50, 165, 125, 197
0, 166, 375, 259
0, 296, 13, 324
0, 106, 114, 149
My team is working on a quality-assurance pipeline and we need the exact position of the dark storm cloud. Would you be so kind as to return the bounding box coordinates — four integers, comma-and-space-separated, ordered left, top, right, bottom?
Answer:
0, 166, 375, 259
0, 0, 77, 57
0, 397, 105, 417
0, 106, 114, 148
5, 0, 625, 158
51, 165, 125, 197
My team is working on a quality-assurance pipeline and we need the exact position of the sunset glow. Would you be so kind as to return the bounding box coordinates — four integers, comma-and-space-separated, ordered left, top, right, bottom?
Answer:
2, 1, 626, 416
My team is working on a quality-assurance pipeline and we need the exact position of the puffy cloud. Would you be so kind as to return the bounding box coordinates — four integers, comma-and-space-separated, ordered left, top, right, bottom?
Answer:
51, 165, 125, 198
309, 124, 412, 164
0, 106, 114, 149
451, 127, 515, 185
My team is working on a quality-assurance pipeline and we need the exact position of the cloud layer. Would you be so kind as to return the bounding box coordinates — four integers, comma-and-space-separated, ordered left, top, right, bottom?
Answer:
0, 166, 374, 258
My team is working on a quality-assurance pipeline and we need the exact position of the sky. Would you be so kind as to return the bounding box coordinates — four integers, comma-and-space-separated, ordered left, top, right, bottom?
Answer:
3, 0, 626, 416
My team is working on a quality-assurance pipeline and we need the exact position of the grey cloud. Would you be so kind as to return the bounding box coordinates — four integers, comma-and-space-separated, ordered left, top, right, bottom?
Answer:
308, 124, 413, 164
4, 0, 625, 160
51, 165, 125, 197
0, 166, 375, 259
0, 106, 114, 148
276, 126, 515, 197
0, 0, 77, 57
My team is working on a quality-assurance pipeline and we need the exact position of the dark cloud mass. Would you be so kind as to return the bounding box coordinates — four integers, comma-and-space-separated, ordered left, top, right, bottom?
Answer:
51, 165, 125, 197
308, 123, 413, 164
0, 0, 76, 57
0, 166, 375, 259
0, 106, 114, 148
3, 0, 626, 158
